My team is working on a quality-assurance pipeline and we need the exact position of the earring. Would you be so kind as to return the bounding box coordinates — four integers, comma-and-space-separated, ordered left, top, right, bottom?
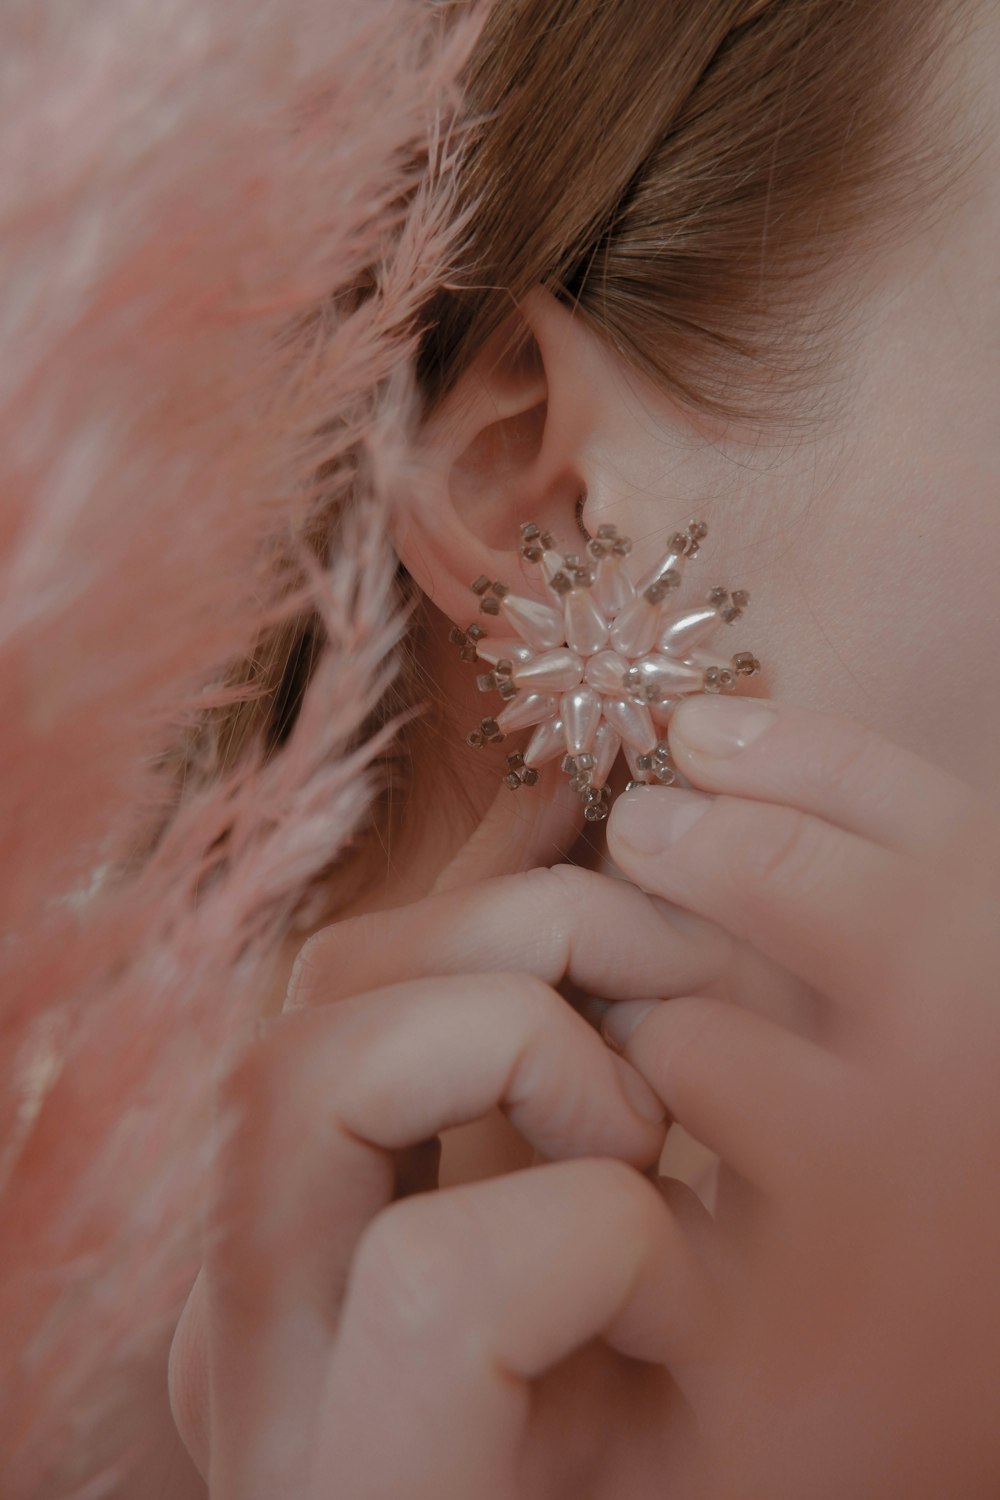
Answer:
448, 519, 761, 821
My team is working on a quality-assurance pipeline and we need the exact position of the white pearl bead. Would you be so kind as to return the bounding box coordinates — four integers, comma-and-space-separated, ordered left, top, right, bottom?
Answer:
636, 546, 686, 597
560, 687, 603, 755
524, 717, 567, 768
512, 648, 584, 692
499, 593, 565, 651
602, 697, 657, 753
609, 595, 661, 658
657, 606, 721, 657
564, 589, 609, 655
584, 649, 630, 694
591, 555, 635, 618
627, 654, 704, 697
590, 722, 622, 788
474, 638, 534, 666
649, 696, 680, 726
496, 691, 558, 732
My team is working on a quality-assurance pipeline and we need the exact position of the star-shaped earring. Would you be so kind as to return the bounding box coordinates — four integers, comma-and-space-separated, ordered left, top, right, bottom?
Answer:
449, 519, 761, 821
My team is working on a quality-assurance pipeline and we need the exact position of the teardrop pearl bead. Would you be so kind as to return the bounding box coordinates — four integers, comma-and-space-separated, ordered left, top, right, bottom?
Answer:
657, 605, 721, 657
564, 589, 609, 655
499, 593, 565, 651
609, 595, 661, 658
602, 697, 657, 753
591, 554, 635, 618
636, 546, 686, 597
496, 691, 558, 732
560, 687, 603, 756
512, 648, 584, 693
475, 637, 534, 667
626, 654, 705, 698
524, 717, 567, 768
590, 722, 622, 788
584, 649, 630, 695
649, 696, 680, 726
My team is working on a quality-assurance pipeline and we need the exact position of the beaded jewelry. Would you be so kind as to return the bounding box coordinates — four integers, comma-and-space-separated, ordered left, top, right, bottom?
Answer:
449, 519, 761, 821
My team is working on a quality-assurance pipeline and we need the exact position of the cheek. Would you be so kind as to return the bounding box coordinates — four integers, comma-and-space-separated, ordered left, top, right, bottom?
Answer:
791, 462, 1000, 794
743, 283, 1000, 796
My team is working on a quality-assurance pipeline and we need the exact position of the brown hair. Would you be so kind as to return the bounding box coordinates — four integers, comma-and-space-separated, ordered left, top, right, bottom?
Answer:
186, 0, 976, 868
420, 0, 971, 424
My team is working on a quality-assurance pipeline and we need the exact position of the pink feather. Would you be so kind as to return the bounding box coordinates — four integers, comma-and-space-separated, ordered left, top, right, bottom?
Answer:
0, 1, 482, 1492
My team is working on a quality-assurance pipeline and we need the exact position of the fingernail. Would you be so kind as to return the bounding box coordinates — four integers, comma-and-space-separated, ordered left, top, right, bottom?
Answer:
611, 788, 710, 855
603, 998, 661, 1051
672, 696, 775, 758
610, 1049, 667, 1124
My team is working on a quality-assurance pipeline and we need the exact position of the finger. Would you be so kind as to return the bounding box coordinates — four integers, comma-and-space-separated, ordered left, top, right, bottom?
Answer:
432, 761, 584, 895
312, 1159, 714, 1500
608, 784, 926, 1007
289, 862, 728, 1012
669, 696, 981, 860
191, 973, 667, 1498
601, 995, 848, 1190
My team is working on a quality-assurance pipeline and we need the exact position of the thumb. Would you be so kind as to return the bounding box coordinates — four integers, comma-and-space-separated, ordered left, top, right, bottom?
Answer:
431, 760, 585, 896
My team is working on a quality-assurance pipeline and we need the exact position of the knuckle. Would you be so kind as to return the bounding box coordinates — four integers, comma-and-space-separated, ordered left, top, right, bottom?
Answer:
731, 801, 821, 903
494, 967, 560, 1023
814, 717, 880, 796
519, 863, 598, 944
524, 862, 610, 972
538, 860, 603, 906
349, 1196, 479, 1335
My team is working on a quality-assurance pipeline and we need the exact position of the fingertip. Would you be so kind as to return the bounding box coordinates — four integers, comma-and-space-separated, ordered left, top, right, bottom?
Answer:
608, 786, 711, 866
669, 695, 776, 770
608, 1049, 669, 1129
432, 760, 585, 893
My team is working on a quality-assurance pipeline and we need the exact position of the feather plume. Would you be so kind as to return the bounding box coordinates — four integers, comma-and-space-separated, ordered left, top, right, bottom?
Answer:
0, 1, 480, 1492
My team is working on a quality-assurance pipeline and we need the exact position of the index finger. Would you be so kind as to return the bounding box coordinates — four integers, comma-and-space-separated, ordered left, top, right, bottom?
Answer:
288, 863, 726, 1011
668, 696, 981, 859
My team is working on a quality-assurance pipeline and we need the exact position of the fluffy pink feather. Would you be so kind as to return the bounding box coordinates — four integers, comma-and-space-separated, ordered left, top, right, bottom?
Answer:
0, 2, 481, 1493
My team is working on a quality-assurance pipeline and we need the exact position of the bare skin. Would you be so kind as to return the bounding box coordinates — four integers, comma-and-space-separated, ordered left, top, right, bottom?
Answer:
168, 5, 1000, 1495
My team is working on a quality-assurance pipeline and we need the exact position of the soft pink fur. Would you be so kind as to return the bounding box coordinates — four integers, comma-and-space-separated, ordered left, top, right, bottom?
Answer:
0, 3, 480, 1493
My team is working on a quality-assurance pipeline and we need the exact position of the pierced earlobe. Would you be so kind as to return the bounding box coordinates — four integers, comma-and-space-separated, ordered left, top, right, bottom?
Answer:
449, 518, 762, 818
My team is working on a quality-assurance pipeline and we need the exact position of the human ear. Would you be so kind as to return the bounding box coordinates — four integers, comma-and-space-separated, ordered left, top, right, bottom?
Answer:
393, 286, 643, 631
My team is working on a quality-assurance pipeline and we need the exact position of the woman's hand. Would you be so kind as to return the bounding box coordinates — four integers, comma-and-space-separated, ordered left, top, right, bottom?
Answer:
168, 768, 731, 1500
600, 694, 1000, 1500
